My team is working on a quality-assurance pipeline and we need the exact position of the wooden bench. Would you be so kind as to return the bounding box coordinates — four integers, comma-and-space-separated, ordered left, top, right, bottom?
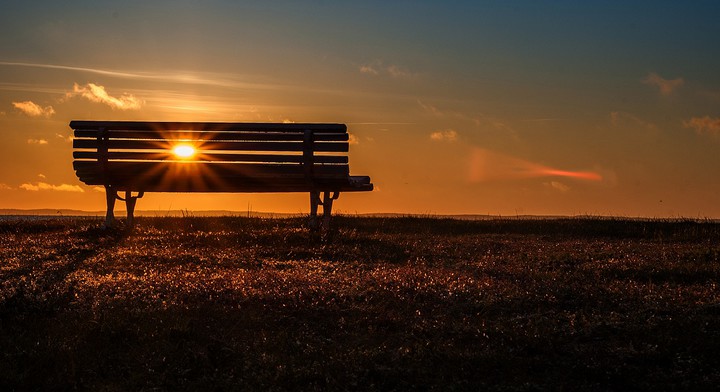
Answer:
70, 121, 373, 229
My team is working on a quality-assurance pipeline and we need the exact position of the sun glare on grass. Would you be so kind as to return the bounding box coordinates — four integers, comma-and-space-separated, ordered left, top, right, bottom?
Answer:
173, 144, 196, 159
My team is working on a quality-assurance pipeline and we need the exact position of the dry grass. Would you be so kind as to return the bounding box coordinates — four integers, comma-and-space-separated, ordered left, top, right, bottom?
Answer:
1, 216, 719, 391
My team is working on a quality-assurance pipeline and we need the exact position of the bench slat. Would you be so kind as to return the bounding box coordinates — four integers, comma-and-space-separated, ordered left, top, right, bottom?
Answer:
73, 178, 372, 193
73, 129, 349, 142
69, 121, 347, 133
72, 151, 349, 164
73, 161, 349, 179
73, 139, 349, 153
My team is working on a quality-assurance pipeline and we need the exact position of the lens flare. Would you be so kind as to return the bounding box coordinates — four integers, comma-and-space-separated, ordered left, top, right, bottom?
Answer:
172, 144, 196, 159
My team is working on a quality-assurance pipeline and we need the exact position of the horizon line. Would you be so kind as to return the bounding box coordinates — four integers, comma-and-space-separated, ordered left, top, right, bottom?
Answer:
0, 208, 717, 222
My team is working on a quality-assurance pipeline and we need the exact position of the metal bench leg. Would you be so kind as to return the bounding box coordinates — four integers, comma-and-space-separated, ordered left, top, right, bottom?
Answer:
125, 191, 137, 226
309, 191, 320, 231
321, 191, 340, 233
104, 186, 117, 228
121, 191, 144, 227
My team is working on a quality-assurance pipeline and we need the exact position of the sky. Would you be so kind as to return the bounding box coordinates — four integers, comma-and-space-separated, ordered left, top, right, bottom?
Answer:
1, 0, 719, 217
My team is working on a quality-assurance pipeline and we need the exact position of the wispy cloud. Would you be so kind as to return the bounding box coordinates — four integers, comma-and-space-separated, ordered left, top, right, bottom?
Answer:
12, 101, 55, 117
684, 116, 720, 138
19, 182, 84, 192
0, 83, 69, 95
348, 133, 360, 145
610, 111, 658, 132
430, 129, 458, 142
359, 65, 379, 75
0, 61, 407, 112
359, 60, 416, 79
385, 64, 414, 78
417, 99, 443, 116
0, 61, 290, 92
0, 183, 12, 190
545, 181, 570, 192
66, 83, 142, 110
27, 139, 49, 145
418, 100, 518, 139
56, 133, 73, 142
643, 72, 684, 95
0, 61, 152, 79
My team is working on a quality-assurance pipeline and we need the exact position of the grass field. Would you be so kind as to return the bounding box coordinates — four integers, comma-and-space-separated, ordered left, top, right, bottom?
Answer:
1, 216, 719, 391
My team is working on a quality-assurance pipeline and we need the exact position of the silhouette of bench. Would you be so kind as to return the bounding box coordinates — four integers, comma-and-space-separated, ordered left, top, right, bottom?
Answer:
71, 121, 372, 229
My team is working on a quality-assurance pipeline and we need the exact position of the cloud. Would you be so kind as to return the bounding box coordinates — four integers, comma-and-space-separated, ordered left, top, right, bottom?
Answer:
27, 139, 49, 145
0, 61, 287, 92
1, 61, 153, 80
468, 148, 603, 183
38, 174, 46, 179
0, 183, 12, 190
430, 129, 458, 142
359, 65, 379, 75
12, 101, 55, 117
684, 116, 720, 138
0, 62, 417, 115
66, 83, 142, 110
386, 64, 413, 78
348, 133, 360, 145
610, 111, 658, 132
417, 100, 519, 139
359, 60, 416, 79
19, 182, 84, 192
56, 133, 73, 143
643, 72, 684, 95
545, 181, 570, 192
417, 100, 443, 116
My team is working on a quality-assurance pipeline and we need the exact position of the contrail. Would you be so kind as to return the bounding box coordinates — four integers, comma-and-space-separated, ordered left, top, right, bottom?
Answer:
0, 61, 284, 91
0, 61, 147, 79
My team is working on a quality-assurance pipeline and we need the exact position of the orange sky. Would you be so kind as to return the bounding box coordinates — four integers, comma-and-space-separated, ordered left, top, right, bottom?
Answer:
1, 2, 720, 217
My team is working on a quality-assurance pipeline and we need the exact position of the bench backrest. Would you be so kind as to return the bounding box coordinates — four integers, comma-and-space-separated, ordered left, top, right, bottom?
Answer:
71, 121, 353, 192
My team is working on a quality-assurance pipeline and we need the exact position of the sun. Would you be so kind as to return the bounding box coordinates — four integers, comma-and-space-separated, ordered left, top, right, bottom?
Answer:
172, 144, 196, 159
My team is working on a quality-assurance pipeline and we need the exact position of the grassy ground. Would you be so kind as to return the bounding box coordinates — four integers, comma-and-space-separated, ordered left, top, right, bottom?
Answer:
1, 216, 719, 391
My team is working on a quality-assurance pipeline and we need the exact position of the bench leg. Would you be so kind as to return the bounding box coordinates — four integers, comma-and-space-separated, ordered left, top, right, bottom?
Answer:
321, 191, 340, 233
104, 186, 117, 228
309, 191, 320, 231
125, 191, 137, 226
